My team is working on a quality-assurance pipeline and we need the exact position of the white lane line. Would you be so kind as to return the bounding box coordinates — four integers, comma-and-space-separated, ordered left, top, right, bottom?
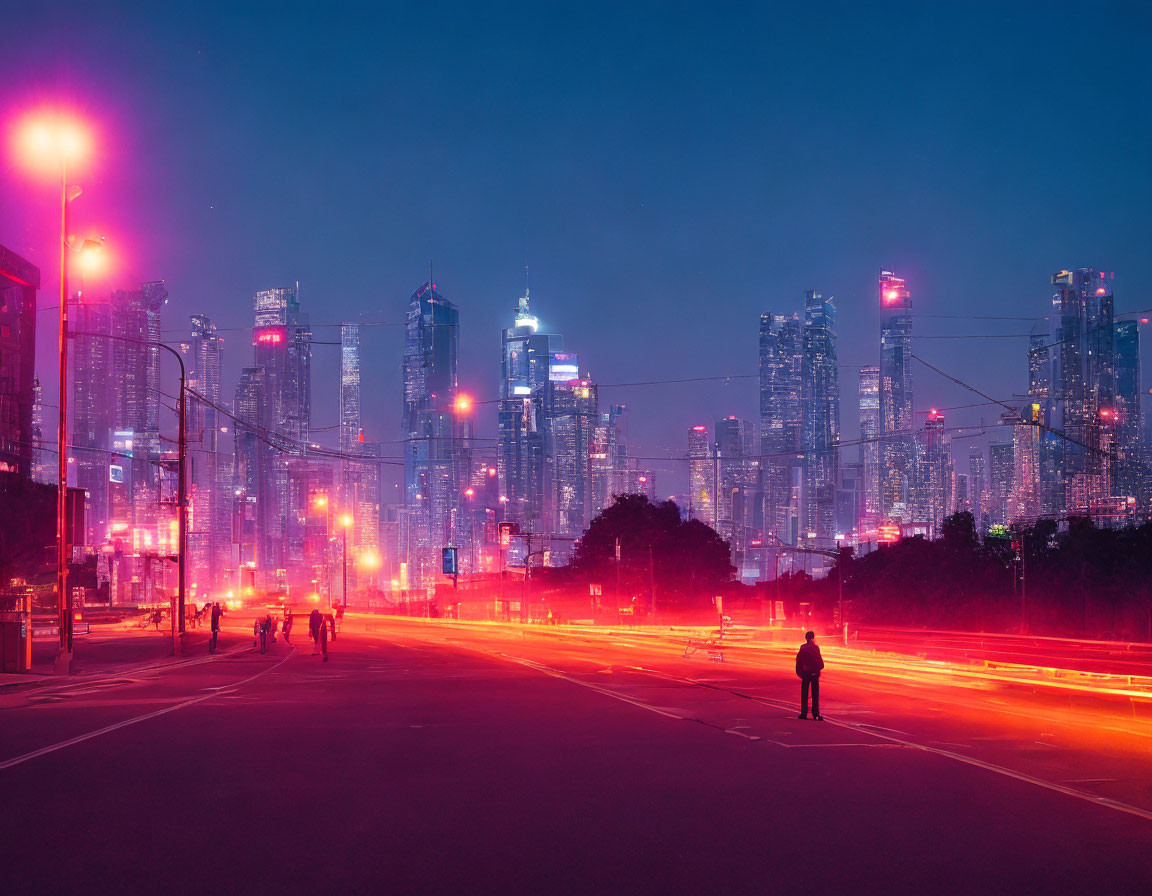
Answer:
635, 666, 1152, 824
0, 650, 295, 771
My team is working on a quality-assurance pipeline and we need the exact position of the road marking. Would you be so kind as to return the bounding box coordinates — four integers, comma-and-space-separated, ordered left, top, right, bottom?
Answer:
633, 666, 1152, 824
0, 650, 295, 771
490, 651, 761, 740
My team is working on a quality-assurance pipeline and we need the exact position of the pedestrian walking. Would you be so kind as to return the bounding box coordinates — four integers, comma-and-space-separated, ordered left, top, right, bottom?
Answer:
209, 602, 224, 654
796, 630, 825, 720
318, 611, 330, 662
283, 610, 293, 644
309, 608, 322, 655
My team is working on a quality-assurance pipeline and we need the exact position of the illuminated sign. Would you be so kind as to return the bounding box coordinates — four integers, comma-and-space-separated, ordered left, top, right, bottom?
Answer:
255, 327, 285, 345
109, 465, 124, 484
878, 524, 901, 543
441, 547, 458, 576
513, 385, 532, 396
549, 352, 579, 382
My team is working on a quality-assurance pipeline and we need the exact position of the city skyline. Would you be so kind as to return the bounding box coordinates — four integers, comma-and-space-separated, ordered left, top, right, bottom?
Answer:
4, 3, 1151, 497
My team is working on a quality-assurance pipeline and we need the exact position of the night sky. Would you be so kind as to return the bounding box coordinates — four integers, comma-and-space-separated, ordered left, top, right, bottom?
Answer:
3, 1, 1151, 495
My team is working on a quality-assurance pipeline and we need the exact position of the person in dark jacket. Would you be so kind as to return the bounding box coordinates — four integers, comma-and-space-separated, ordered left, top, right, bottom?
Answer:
795, 631, 825, 720
209, 602, 224, 654
309, 608, 322, 655
318, 611, 330, 662
283, 610, 293, 645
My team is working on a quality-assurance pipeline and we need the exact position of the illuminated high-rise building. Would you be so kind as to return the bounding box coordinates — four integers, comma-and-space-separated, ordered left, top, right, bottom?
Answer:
1113, 319, 1141, 504
403, 280, 469, 589
878, 269, 913, 522
591, 404, 629, 517
759, 312, 802, 547
968, 445, 987, 531
233, 367, 269, 576
69, 281, 168, 601
988, 440, 1014, 526
857, 365, 881, 537
251, 286, 312, 588
339, 324, 361, 454
0, 244, 38, 479
688, 424, 714, 525
801, 290, 839, 547
498, 288, 560, 534
184, 314, 230, 596
911, 410, 952, 532
1049, 269, 1114, 514
715, 416, 755, 567
543, 368, 598, 546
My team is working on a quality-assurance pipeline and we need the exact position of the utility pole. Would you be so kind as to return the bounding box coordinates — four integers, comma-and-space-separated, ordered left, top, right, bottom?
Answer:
649, 544, 656, 621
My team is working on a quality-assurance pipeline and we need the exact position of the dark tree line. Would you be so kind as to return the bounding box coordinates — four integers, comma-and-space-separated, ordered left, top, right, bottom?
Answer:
831, 512, 1152, 639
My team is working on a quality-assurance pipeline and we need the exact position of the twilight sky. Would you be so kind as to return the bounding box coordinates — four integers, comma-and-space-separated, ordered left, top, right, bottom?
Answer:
3, 1, 1151, 495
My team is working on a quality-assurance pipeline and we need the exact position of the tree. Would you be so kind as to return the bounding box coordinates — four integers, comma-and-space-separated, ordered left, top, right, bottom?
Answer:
568, 495, 734, 607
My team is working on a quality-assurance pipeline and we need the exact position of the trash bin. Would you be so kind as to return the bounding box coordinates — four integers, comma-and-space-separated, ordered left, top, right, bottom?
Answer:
0, 611, 32, 673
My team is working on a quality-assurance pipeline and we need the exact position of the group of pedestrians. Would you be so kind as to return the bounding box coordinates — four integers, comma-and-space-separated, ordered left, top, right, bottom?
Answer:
204, 599, 340, 662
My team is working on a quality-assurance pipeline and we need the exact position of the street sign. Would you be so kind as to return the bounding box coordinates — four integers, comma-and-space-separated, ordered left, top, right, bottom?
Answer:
441, 547, 458, 576
589, 584, 602, 596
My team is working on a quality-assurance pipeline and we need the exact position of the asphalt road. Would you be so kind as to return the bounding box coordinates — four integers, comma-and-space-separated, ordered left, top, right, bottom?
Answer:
2, 618, 1151, 895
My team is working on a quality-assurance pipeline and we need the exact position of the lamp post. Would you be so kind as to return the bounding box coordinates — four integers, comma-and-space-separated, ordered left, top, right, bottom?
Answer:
13, 111, 93, 673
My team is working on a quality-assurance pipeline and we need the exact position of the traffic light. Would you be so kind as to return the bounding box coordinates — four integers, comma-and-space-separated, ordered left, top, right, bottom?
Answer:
497, 520, 519, 546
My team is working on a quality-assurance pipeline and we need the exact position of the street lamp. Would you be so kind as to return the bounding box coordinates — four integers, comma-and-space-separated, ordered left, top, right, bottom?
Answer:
12, 110, 93, 674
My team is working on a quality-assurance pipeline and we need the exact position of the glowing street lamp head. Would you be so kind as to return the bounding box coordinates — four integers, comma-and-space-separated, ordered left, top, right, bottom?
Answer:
314, 494, 328, 508
13, 110, 92, 177
453, 394, 473, 414
340, 514, 353, 528
75, 238, 105, 276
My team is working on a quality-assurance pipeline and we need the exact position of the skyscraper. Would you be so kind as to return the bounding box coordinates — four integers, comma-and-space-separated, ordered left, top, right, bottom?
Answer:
403, 280, 468, 589
801, 290, 839, 546
184, 314, 229, 596
715, 416, 754, 561
912, 410, 952, 532
857, 365, 881, 537
498, 288, 560, 534
968, 445, 987, 531
69, 282, 169, 602
339, 324, 361, 454
591, 404, 629, 517
0, 244, 38, 479
544, 369, 598, 544
688, 424, 714, 525
759, 312, 802, 547
878, 269, 913, 523
1049, 269, 1114, 514
233, 367, 270, 578
1113, 319, 1141, 503
251, 285, 312, 588
988, 440, 1014, 526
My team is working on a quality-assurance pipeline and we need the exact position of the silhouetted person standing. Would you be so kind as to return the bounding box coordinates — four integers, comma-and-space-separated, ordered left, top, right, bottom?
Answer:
309, 608, 322, 655
318, 612, 330, 662
796, 631, 824, 720
209, 602, 224, 654
283, 610, 293, 644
